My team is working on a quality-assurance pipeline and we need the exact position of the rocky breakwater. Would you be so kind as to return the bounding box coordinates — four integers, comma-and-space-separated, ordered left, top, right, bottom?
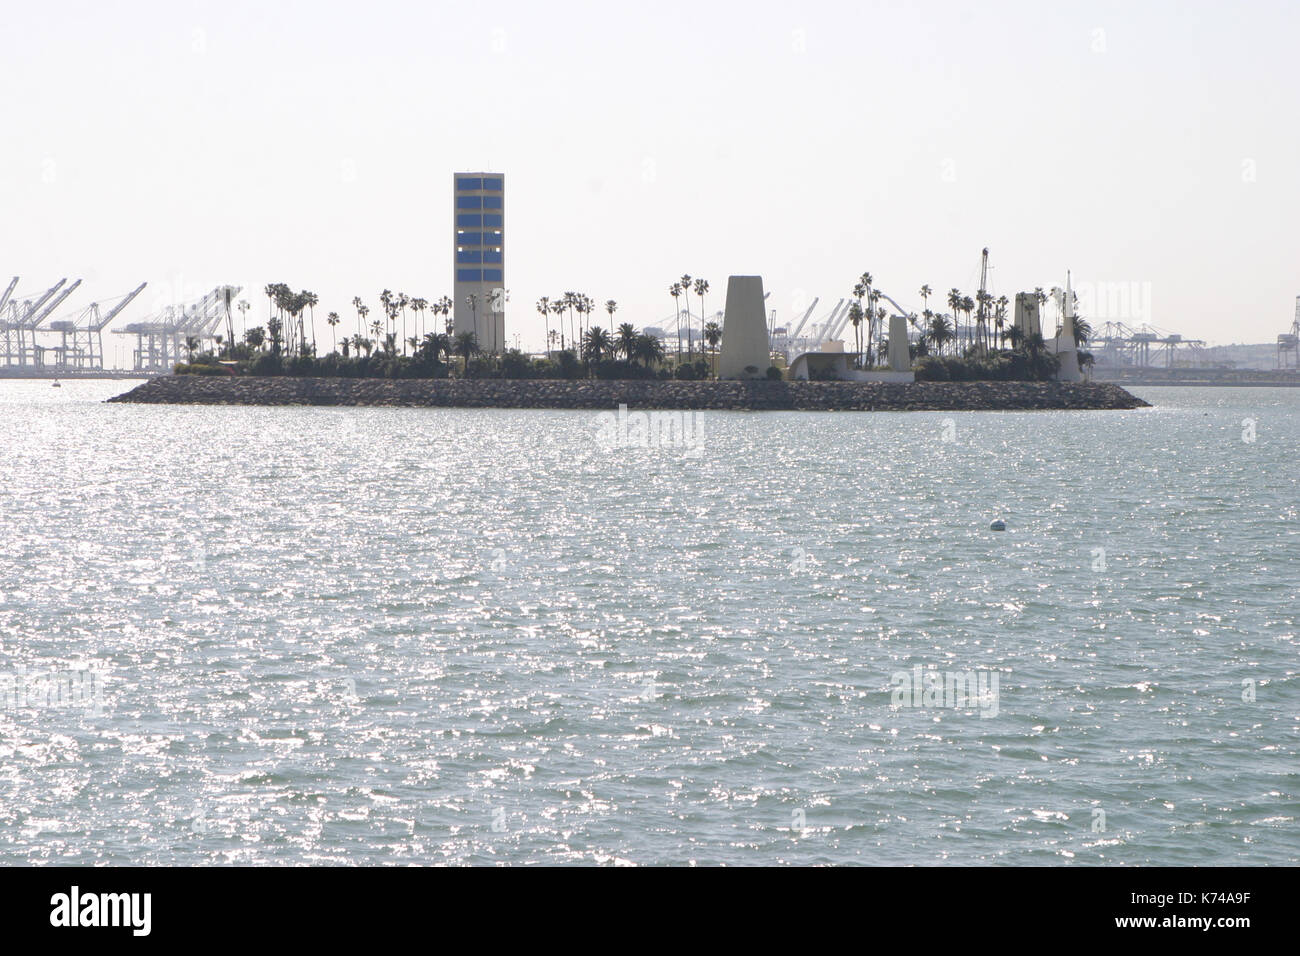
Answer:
107, 376, 1151, 411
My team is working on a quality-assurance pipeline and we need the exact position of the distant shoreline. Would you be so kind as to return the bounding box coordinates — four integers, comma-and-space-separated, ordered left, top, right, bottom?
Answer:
106, 376, 1151, 411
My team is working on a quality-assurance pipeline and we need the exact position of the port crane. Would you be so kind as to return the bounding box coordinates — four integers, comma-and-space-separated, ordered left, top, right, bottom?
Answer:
2, 278, 64, 365
1277, 297, 1299, 369
115, 285, 241, 371
1, 278, 83, 366
0, 277, 17, 318
47, 282, 147, 370
1091, 321, 1205, 368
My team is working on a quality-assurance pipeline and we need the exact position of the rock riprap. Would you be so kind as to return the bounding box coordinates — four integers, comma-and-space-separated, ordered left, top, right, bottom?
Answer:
107, 376, 1151, 411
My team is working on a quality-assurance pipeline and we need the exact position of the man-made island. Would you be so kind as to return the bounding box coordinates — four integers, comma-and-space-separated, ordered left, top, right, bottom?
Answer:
107, 376, 1149, 411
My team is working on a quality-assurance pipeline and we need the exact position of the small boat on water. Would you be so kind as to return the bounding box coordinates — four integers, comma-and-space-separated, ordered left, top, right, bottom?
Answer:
51, 379, 61, 388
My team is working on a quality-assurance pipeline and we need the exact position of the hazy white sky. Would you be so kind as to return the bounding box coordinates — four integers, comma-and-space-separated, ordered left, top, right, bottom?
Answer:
3, 0, 1298, 359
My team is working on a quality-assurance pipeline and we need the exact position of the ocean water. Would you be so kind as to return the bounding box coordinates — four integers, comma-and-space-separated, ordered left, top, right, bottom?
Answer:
0, 380, 1296, 866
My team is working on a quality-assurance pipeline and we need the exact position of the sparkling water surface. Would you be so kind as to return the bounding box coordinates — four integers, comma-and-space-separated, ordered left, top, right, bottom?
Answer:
0, 380, 1296, 865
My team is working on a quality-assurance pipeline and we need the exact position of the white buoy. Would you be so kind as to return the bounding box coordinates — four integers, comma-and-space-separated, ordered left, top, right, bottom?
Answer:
989, 519, 1007, 531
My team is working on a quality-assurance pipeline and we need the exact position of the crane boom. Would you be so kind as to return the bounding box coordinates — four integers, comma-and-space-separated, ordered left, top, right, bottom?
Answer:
17, 278, 66, 326
91, 282, 147, 331
26, 278, 82, 329
787, 297, 820, 342
0, 276, 17, 316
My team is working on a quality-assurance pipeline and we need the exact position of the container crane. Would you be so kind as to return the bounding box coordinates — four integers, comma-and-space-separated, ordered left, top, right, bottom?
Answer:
47, 282, 147, 370
1277, 296, 1299, 369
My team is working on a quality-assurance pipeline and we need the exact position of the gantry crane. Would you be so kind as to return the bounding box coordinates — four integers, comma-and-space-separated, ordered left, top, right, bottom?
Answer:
1, 278, 82, 366
1277, 297, 1299, 370
46, 282, 147, 370
2, 278, 64, 366
115, 285, 241, 371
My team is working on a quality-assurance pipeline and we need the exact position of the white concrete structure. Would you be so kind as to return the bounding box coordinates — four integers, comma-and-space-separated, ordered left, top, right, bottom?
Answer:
718, 275, 771, 378
1049, 272, 1083, 382
789, 328, 915, 382
452, 172, 506, 352
888, 314, 910, 372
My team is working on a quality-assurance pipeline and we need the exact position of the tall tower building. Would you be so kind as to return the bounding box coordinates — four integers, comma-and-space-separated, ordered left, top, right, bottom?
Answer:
452, 172, 505, 352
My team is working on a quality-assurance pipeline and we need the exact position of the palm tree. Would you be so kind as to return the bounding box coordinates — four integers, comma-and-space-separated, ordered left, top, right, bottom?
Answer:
679, 275, 693, 358
243, 326, 265, 351
184, 336, 199, 362
1072, 316, 1093, 348
398, 293, 410, 353
615, 322, 638, 361
847, 301, 864, 365
563, 291, 579, 348
581, 326, 612, 365
379, 289, 394, 341
267, 316, 283, 354
669, 282, 683, 360
1004, 325, 1025, 349
868, 290, 884, 363
995, 295, 1009, 348
851, 274, 872, 363
427, 331, 452, 365
326, 311, 340, 353
692, 278, 709, 360
1025, 331, 1047, 360
927, 313, 954, 355
919, 284, 932, 317
453, 331, 478, 371
352, 296, 365, 337
946, 289, 963, 351
605, 299, 617, 334
576, 294, 591, 343
633, 332, 665, 369
236, 299, 250, 338
703, 320, 722, 378
961, 296, 976, 352
411, 297, 429, 341
303, 290, 319, 351
463, 293, 480, 344
551, 298, 567, 351
536, 297, 551, 355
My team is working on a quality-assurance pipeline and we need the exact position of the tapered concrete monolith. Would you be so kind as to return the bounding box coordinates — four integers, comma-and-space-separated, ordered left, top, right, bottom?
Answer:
718, 276, 771, 379
888, 314, 910, 371
1055, 271, 1083, 382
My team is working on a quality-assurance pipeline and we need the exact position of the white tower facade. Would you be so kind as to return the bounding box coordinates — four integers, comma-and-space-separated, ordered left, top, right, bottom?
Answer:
452, 173, 506, 352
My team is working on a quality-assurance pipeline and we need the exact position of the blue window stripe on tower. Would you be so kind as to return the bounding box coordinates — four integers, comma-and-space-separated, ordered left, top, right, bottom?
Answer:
456, 268, 482, 282
483, 269, 503, 282
457, 196, 482, 209
456, 214, 482, 227
456, 177, 483, 190
482, 214, 503, 228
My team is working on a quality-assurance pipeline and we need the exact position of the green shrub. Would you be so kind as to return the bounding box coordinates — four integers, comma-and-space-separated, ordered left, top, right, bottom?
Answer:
914, 356, 950, 381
